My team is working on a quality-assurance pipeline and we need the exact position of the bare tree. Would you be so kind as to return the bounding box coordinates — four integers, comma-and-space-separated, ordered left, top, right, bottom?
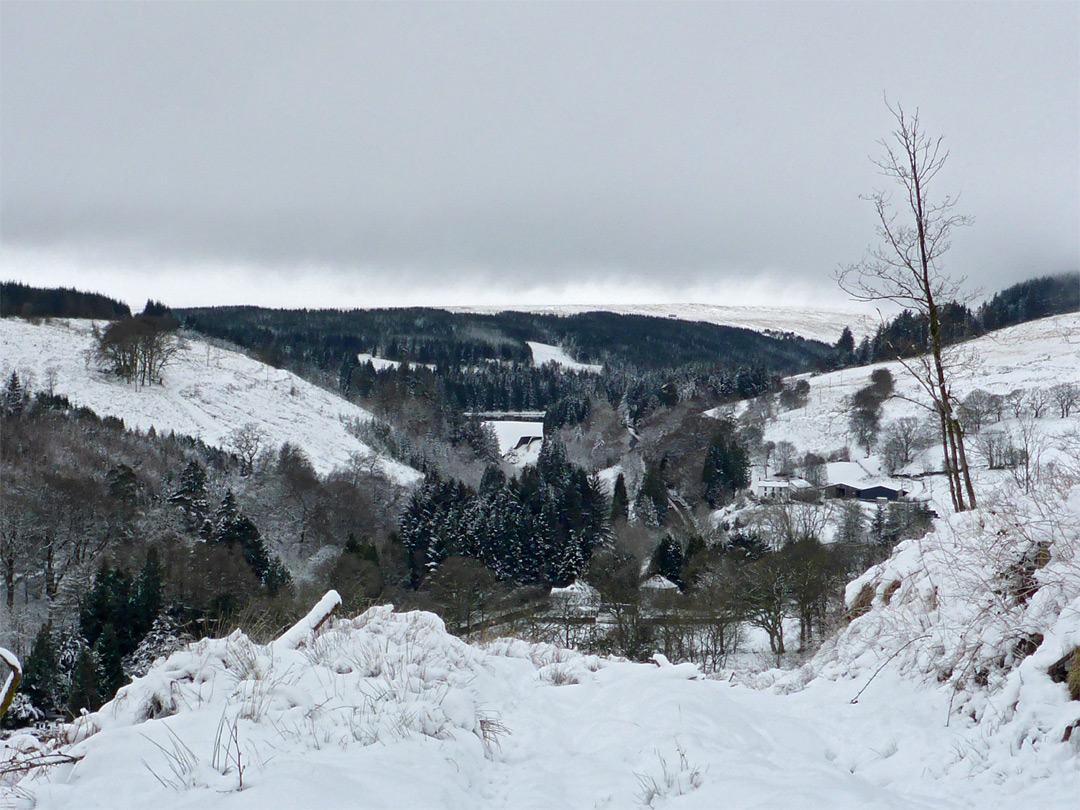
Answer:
226, 423, 266, 476
879, 416, 934, 474
1024, 388, 1050, 419
1050, 383, 1080, 419
94, 315, 180, 387
837, 101, 977, 511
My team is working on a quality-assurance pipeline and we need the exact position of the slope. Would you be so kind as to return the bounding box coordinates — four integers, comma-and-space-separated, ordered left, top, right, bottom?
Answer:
0, 318, 420, 483
714, 313, 1080, 503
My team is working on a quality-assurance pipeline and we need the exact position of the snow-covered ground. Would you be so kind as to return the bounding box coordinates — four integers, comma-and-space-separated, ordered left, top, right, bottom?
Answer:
527, 341, 603, 373
449, 303, 879, 343
6, 601, 1076, 809
0, 318, 421, 483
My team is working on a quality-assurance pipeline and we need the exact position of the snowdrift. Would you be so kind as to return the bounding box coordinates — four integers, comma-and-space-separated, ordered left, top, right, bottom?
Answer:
8, 597, 1079, 808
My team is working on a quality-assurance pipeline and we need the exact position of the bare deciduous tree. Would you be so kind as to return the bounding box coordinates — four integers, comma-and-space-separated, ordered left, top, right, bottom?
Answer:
879, 416, 934, 474
226, 423, 266, 476
1050, 383, 1080, 419
837, 101, 977, 511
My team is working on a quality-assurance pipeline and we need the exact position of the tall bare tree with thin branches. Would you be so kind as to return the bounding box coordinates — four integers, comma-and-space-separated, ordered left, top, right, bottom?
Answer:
837, 101, 977, 512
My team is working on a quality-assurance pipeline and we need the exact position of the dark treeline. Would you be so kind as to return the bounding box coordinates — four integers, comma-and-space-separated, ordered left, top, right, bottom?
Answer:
978, 273, 1079, 331
178, 306, 833, 372
347, 354, 777, 426
837, 273, 1079, 367
177, 306, 832, 423
1, 281, 131, 320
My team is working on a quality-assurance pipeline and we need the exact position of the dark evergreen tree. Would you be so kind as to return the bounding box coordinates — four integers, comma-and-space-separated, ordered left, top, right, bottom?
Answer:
209, 491, 274, 582
21, 623, 59, 715
835, 327, 856, 365
610, 473, 629, 522
537, 437, 571, 488
651, 536, 684, 589
142, 299, 170, 317
703, 428, 750, 507
344, 532, 379, 564
79, 562, 135, 652
479, 465, 507, 496
262, 557, 293, 595
871, 505, 887, 546
169, 460, 210, 531
134, 547, 164, 634
106, 463, 139, 506
68, 648, 101, 715
95, 624, 126, 700
635, 462, 668, 526
2, 371, 25, 417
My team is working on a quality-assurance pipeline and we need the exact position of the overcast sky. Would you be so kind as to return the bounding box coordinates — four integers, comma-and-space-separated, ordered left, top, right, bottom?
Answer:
1, 2, 1077, 312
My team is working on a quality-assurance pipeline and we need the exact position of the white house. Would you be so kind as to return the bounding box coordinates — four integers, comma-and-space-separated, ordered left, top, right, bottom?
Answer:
752, 477, 812, 500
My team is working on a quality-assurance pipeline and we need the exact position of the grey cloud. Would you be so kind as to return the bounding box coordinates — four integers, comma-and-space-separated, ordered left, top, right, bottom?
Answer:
1, 2, 1076, 303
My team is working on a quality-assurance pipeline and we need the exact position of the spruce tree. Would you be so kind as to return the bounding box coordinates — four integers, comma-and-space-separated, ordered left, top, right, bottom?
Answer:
95, 624, 126, 701
22, 623, 59, 715
134, 547, 164, 636
169, 460, 209, 530
651, 536, 684, 589
610, 473, 629, 522
871, 505, 887, 546
635, 464, 668, 526
703, 430, 750, 507
68, 648, 101, 715
2, 370, 25, 416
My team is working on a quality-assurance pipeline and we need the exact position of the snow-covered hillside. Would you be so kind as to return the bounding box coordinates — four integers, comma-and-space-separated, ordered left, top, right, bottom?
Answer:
0, 318, 420, 483
716, 313, 1080, 502
6, 600, 1077, 808
527, 340, 603, 373
449, 303, 878, 343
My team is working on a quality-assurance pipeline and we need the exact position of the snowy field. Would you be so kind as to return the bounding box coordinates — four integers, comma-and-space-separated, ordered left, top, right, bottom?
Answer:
5, 601, 1076, 809
527, 341, 603, 373
448, 303, 879, 344
0, 318, 420, 483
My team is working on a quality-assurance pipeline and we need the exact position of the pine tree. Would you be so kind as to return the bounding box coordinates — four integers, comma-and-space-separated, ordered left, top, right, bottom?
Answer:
134, 547, 164, 636
211, 491, 272, 580
68, 648, 101, 715
651, 536, 684, 589
871, 505, 887, 546
2, 370, 25, 416
124, 613, 188, 679
703, 429, 750, 507
106, 463, 139, 506
610, 473, 629, 522
635, 463, 668, 526
79, 562, 135, 650
95, 624, 126, 701
537, 437, 571, 487
22, 623, 59, 715
262, 556, 292, 595
169, 460, 209, 531
835, 327, 855, 366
